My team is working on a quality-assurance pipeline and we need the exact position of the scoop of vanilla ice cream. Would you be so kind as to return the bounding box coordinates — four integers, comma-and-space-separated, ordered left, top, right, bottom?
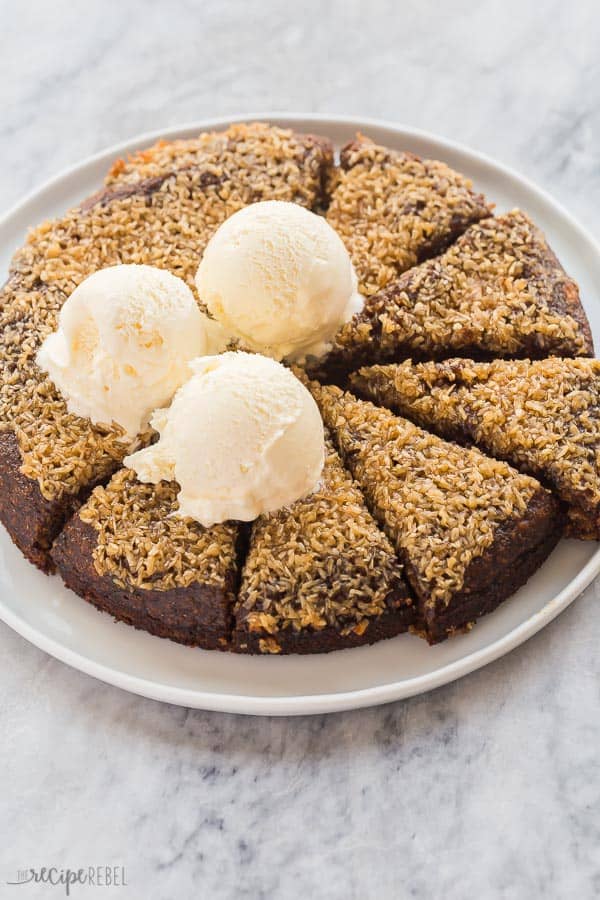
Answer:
37, 265, 222, 441
125, 352, 325, 526
195, 201, 363, 362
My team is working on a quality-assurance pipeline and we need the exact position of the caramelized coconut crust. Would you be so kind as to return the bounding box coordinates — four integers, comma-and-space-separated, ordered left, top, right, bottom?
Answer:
104, 122, 332, 200
234, 439, 413, 653
326, 135, 491, 295
77, 468, 240, 592
306, 379, 557, 633
351, 356, 600, 539
0, 123, 333, 504
306, 210, 592, 383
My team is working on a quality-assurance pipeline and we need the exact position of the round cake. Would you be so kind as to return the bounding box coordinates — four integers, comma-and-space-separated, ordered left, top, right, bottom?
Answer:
1, 122, 596, 653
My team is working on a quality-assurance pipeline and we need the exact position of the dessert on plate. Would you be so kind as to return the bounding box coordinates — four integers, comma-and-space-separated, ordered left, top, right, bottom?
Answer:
0, 121, 595, 655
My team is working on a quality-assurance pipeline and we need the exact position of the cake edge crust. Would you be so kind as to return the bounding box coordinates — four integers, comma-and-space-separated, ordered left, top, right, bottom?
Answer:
0, 432, 75, 573
416, 487, 564, 643
232, 594, 416, 655
52, 515, 237, 651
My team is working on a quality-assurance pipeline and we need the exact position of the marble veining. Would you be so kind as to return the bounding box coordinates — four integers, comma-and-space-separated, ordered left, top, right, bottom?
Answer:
1, 1, 600, 897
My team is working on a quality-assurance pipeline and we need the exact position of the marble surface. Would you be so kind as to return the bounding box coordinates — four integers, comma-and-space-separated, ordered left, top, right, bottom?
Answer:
2, 0, 600, 897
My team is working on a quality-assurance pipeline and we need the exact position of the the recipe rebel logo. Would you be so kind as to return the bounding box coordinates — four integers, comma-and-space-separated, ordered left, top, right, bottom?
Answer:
6, 866, 127, 895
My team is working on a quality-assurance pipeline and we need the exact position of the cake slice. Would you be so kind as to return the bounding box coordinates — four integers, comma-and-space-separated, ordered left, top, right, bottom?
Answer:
351, 357, 600, 539
234, 438, 414, 654
306, 210, 593, 383
103, 121, 333, 196
0, 123, 334, 571
52, 469, 241, 649
326, 135, 492, 296
306, 380, 561, 642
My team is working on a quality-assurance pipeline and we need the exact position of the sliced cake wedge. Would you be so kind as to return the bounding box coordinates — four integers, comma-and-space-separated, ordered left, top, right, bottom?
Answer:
52, 469, 241, 649
307, 210, 592, 383
306, 380, 562, 643
326, 135, 491, 295
351, 356, 600, 539
234, 438, 414, 654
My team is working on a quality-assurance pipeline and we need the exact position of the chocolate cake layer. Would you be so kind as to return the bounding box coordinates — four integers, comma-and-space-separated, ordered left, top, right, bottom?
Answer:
234, 439, 414, 654
0, 432, 70, 573
307, 210, 593, 383
351, 356, 600, 539
306, 379, 562, 643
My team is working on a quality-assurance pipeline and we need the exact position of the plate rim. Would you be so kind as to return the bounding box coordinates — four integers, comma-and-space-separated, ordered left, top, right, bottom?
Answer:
1, 111, 599, 716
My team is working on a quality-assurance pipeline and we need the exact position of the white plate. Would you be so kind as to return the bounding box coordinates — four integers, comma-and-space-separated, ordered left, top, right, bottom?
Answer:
1, 114, 599, 716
